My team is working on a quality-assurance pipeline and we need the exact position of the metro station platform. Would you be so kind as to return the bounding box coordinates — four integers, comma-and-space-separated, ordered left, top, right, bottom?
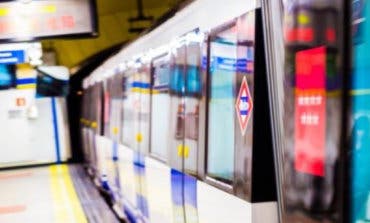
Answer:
0, 164, 119, 223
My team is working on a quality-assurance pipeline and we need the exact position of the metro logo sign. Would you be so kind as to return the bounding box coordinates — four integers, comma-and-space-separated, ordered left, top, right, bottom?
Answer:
235, 76, 253, 136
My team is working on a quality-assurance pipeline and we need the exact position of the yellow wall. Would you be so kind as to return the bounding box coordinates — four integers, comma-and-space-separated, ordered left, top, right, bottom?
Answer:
42, 0, 183, 68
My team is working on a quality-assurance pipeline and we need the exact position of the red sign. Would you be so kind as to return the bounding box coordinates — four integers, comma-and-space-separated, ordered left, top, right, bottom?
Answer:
235, 76, 253, 136
294, 46, 326, 177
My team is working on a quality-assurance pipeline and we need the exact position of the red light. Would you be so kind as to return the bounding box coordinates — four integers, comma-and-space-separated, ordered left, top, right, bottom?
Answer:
47, 17, 59, 30
285, 29, 296, 42
297, 27, 314, 43
326, 28, 336, 43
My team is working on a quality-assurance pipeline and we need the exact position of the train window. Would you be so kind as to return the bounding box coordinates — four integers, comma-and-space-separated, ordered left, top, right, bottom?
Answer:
185, 43, 202, 97
168, 44, 187, 171
183, 39, 203, 175
170, 53, 185, 95
206, 23, 238, 184
121, 71, 135, 149
150, 54, 171, 161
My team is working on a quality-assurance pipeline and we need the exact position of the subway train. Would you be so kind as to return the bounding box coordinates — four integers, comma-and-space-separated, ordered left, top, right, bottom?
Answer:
77, 0, 368, 223
80, 0, 277, 222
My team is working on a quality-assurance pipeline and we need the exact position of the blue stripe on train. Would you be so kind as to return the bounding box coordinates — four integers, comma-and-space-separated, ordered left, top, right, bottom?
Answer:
124, 205, 138, 223
51, 98, 61, 163
136, 194, 149, 218
16, 78, 36, 85
184, 174, 197, 208
170, 169, 198, 207
133, 151, 149, 219
131, 82, 150, 89
171, 169, 184, 206
113, 141, 118, 161
133, 152, 145, 168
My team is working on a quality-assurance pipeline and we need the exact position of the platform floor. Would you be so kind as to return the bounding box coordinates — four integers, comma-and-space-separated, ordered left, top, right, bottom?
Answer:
0, 164, 119, 223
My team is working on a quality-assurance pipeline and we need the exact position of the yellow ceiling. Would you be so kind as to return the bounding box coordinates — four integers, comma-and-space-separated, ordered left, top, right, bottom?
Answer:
42, 0, 182, 69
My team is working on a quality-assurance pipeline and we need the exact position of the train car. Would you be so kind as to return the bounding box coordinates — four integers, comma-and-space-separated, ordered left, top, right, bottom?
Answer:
262, 0, 355, 222
80, 0, 277, 222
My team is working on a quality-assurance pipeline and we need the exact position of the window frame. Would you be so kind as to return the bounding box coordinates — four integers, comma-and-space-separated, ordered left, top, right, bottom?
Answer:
204, 19, 238, 194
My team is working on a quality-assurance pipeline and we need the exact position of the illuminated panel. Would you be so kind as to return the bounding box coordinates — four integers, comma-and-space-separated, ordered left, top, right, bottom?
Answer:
0, 0, 96, 41
294, 46, 326, 177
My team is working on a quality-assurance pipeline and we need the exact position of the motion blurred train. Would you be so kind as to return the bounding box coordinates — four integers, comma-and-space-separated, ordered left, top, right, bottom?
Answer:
77, 0, 368, 222
80, 0, 277, 222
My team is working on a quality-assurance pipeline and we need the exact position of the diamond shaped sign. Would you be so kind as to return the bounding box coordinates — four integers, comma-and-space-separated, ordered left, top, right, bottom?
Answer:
235, 76, 253, 136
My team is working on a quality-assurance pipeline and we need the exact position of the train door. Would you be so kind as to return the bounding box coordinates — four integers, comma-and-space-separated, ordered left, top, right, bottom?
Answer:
95, 77, 111, 190
182, 32, 203, 223
264, 0, 348, 222
135, 63, 151, 222
168, 42, 187, 223
103, 75, 122, 197
80, 87, 90, 165
117, 67, 148, 220
94, 82, 107, 185
102, 77, 113, 190
117, 69, 138, 218
147, 52, 175, 223
109, 73, 124, 201
86, 83, 102, 176
117, 64, 151, 221
87, 85, 95, 172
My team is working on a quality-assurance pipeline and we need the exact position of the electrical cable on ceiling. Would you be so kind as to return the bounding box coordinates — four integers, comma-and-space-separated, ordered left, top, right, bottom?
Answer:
128, 0, 154, 33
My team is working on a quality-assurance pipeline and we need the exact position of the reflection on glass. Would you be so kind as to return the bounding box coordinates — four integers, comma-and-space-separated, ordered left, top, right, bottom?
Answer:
184, 60, 201, 141
351, 0, 370, 222
207, 40, 236, 183
282, 0, 342, 221
170, 64, 185, 95
185, 64, 201, 96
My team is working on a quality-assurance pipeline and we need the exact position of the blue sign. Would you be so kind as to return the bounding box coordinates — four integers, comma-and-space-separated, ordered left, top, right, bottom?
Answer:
0, 50, 25, 64
202, 56, 254, 73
